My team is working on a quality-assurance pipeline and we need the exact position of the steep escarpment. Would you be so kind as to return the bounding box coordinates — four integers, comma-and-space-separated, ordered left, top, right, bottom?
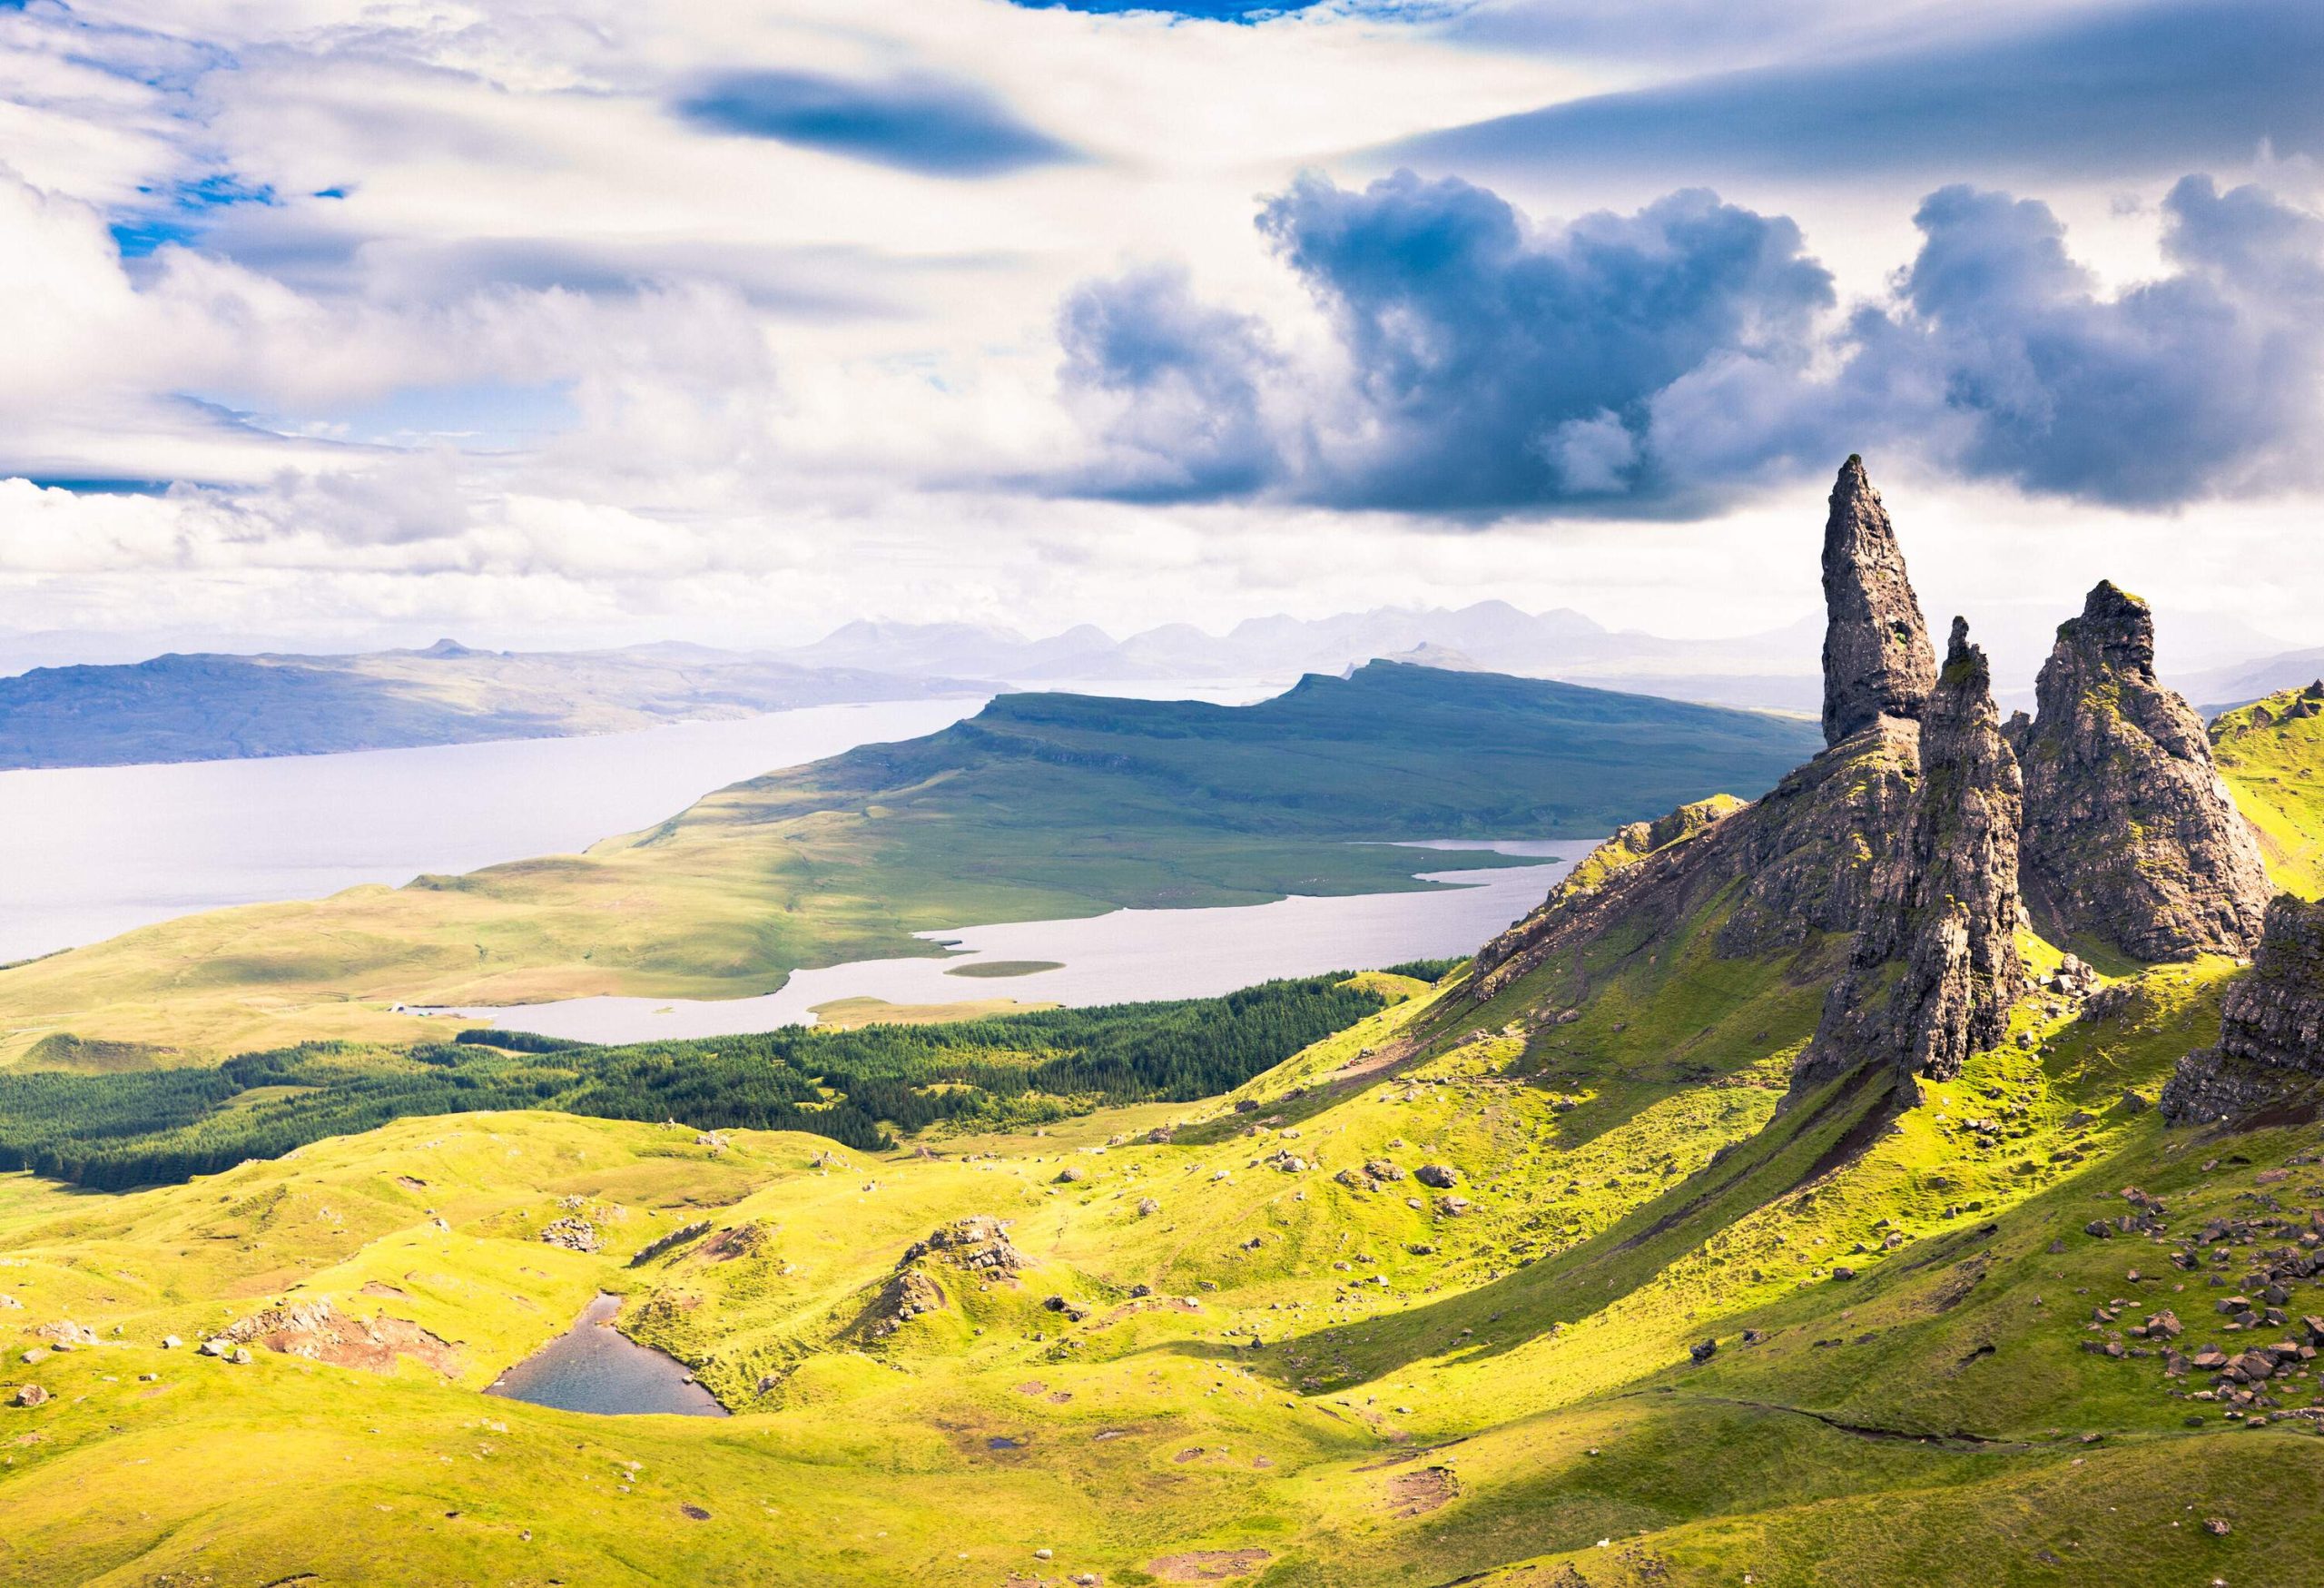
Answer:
1792, 619, 2024, 1093
2016, 581, 2273, 962
2161, 893, 2324, 1123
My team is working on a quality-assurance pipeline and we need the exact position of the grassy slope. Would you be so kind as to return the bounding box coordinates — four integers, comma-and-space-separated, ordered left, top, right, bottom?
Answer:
2214, 685, 2324, 898
8, 874, 2309, 1586
0, 665, 1816, 1065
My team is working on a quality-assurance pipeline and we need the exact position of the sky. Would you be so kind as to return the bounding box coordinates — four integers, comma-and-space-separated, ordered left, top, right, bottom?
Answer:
3, 0, 2322, 675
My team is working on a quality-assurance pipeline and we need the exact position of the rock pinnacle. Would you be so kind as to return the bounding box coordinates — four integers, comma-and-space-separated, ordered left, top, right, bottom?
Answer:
1820, 456, 1937, 746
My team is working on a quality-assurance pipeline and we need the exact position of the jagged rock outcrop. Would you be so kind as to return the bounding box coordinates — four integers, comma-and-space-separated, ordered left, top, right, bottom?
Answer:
1794, 619, 2024, 1091
1821, 456, 1937, 746
1473, 459, 1933, 1001
1475, 459, 1936, 1010
2162, 895, 2324, 1124
2017, 580, 2272, 962
1469, 722, 1919, 1002
904, 1216, 1024, 1280
1472, 460, 2045, 1138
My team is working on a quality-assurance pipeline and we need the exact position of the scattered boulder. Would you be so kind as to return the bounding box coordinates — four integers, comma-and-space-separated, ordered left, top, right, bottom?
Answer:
1414, 1164, 1459, 1189
30, 1321, 98, 1348
12, 1384, 46, 1408
904, 1217, 1025, 1281
540, 1218, 600, 1253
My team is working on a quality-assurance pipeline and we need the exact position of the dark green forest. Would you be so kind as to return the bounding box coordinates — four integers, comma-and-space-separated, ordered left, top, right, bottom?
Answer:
0, 975, 1389, 1189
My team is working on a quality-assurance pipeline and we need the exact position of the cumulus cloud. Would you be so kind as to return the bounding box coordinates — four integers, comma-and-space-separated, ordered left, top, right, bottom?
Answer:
1838, 175, 2324, 504
1063, 170, 1832, 512
1056, 168, 2324, 515
1056, 263, 1281, 498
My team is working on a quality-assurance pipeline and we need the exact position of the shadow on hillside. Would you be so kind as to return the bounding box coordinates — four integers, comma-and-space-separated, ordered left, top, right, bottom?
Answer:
1146, 1066, 1904, 1390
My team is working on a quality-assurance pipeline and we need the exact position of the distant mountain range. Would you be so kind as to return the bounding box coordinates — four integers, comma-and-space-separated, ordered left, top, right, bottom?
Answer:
2181, 646, 2324, 711
0, 640, 989, 770
3, 599, 2303, 769
778, 602, 1827, 709
772, 599, 2298, 716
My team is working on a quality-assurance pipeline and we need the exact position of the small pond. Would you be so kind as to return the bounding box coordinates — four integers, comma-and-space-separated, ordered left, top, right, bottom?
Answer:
485, 1293, 728, 1417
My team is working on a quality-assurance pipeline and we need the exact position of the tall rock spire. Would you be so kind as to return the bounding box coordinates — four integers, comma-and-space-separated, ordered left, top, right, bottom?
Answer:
2017, 580, 2273, 961
1794, 617, 2024, 1092
1821, 456, 1938, 746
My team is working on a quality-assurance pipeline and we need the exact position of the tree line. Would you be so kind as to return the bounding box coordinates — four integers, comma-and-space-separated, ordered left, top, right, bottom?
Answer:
0, 974, 1389, 1190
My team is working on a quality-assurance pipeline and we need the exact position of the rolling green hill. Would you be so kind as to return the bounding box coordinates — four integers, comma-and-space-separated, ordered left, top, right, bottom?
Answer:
0, 663, 1817, 1063
2214, 680, 2324, 898
3, 932, 2316, 1587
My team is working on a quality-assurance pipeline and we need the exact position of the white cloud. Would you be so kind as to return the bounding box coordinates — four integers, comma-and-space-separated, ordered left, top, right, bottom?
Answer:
0, 0, 2319, 664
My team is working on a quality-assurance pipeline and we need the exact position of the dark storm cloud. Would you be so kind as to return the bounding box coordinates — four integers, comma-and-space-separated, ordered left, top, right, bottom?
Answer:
1056, 170, 2324, 517
1062, 171, 1831, 513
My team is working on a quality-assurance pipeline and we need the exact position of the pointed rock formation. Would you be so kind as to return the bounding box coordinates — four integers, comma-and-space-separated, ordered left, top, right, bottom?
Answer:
1793, 618, 2024, 1093
2161, 894, 2324, 1124
2017, 581, 2272, 962
1821, 457, 1937, 746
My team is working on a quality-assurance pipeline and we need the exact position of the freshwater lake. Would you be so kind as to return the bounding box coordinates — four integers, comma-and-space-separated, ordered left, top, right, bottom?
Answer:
443, 843, 1583, 1043
0, 697, 992, 963
485, 1292, 727, 1417
2, 679, 1586, 1032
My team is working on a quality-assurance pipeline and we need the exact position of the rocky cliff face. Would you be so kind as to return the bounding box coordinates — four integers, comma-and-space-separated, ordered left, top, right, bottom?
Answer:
1472, 459, 2290, 1145
2161, 894, 2324, 1124
2017, 581, 2272, 962
1821, 456, 1937, 747
1468, 720, 1917, 1002
1475, 460, 1966, 1100
1793, 619, 2024, 1092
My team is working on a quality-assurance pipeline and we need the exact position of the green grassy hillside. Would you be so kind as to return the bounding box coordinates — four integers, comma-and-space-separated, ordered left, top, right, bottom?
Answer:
2214, 681, 2324, 897
7, 918, 2315, 1586
0, 664, 1815, 1064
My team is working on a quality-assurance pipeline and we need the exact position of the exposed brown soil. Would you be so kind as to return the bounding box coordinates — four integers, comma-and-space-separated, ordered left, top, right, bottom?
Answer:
224, 1301, 460, 1376
1147, 1548, 1273, 1582
1385, 1465, 1459, 1516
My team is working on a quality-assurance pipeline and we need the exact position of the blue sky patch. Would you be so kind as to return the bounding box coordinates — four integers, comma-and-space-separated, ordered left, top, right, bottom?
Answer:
108, 173, 278, 258
676, 68, 1078, 177
1005, 2, 1322, 15
207, 380, 582, 453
